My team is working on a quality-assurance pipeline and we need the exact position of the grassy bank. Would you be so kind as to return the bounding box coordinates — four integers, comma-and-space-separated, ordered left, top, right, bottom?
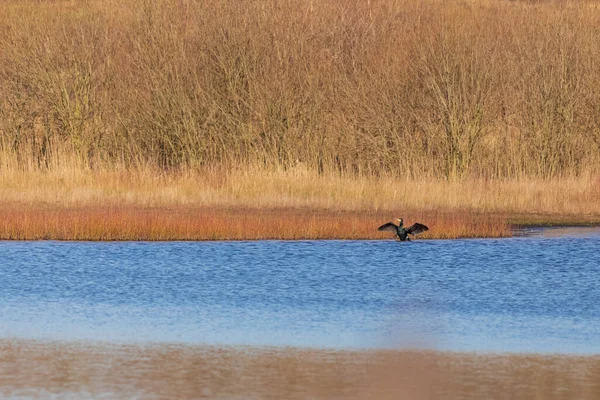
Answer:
0, 168, 598, 240
0, 205, 511, 240
2, 340, 600, 399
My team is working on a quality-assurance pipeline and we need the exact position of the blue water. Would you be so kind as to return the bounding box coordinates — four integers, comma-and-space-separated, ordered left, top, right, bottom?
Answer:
1, 229, 599, 354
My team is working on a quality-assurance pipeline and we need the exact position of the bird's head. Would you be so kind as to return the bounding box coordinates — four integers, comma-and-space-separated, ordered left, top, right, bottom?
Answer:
396, 218, 403, 225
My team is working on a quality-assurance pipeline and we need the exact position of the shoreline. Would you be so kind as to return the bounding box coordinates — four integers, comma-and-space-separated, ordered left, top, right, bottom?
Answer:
0, 169, 598, 241
3, 336, 600, 357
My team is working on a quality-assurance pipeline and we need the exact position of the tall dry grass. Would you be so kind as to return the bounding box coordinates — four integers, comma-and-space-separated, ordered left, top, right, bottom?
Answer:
1, 167, 598, 216
1, 0, 600, 179
0, 205, 511, 240
0, 167, 598, 240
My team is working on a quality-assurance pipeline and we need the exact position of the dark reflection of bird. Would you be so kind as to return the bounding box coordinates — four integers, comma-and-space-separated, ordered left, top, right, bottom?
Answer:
377, 218, 429, 241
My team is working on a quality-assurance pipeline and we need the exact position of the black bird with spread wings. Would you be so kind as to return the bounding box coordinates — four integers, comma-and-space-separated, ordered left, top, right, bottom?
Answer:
377, 218, 428, 241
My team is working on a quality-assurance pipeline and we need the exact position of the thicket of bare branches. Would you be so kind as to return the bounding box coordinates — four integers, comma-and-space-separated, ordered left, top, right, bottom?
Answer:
1, 0, 599, 178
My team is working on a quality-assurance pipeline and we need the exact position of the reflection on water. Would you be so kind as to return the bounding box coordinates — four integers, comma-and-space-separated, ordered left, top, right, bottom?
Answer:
515, 226, 600, 238
1, 229, 600, 353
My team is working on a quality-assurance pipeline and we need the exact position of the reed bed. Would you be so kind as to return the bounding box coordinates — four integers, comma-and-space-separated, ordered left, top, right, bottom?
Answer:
0, 167, 598, 240
0, 205, 510, 241
2, 167, 600, 215
2, 340, 600, 399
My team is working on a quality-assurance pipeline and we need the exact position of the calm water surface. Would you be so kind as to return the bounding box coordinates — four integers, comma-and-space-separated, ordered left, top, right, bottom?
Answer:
1, 228, 599, 354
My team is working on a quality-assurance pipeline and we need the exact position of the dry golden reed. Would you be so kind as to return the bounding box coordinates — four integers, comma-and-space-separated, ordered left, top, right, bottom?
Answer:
0, 205, 510, 241
0, 166, 599, 240
1, 167, 599, 215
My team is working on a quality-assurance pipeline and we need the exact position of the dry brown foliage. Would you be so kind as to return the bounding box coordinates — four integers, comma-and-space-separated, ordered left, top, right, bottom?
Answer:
0, 205, 510, 240
0, 167, 598, 240
1, 0, 600, 240
1, 0, 600, 179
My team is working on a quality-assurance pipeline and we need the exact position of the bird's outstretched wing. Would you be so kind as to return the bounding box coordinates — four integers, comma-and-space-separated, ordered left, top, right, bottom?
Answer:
406, 222, 428, 235
377, 222, 398, 232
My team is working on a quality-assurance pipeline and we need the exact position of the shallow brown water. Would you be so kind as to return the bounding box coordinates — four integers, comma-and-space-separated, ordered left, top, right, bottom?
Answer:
1, 340, 599, 399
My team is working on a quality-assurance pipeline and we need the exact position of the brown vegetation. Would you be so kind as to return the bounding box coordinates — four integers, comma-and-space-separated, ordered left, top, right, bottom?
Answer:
0, 167, 599, 240
2, 340, 600, 399
1, 0, 600, 240
1, 0, 600, 178
0, 204, 511, 240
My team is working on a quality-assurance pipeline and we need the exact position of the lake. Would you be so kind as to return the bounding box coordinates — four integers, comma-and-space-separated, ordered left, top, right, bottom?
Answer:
2, 227, 599, 354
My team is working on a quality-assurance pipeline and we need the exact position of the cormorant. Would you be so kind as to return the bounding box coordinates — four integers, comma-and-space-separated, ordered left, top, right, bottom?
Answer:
377, 218, 428, 241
